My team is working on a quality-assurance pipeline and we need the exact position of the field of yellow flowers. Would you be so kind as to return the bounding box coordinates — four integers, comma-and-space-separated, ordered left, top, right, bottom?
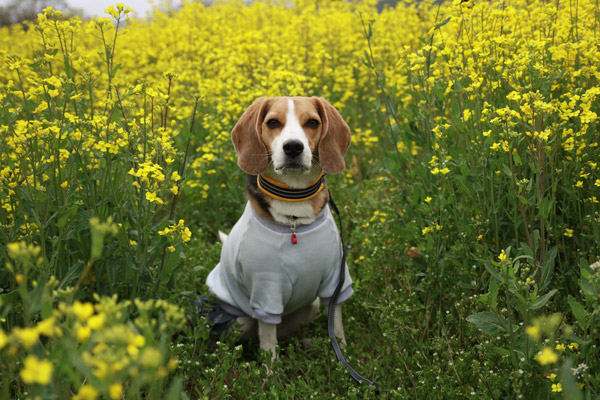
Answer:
0, 0, 599, 398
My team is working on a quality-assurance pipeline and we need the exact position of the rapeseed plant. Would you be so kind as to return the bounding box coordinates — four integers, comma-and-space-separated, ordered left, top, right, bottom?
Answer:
0, 0, 598, 397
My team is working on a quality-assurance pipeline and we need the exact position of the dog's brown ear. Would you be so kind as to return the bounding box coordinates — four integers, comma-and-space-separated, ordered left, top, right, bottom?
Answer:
231, 97, 271, 174
313, 97, 351, 174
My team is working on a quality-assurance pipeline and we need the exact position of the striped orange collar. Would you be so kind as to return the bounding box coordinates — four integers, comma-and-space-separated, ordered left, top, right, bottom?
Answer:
257, 171, 325, 202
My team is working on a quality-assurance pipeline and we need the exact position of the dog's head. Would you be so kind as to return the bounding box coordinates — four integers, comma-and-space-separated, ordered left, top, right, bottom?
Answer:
231, 97, 351, 175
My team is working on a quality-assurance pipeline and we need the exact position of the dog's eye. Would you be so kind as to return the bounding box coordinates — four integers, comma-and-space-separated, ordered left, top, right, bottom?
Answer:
305, 119, 320, 129
266, 119, 281, 129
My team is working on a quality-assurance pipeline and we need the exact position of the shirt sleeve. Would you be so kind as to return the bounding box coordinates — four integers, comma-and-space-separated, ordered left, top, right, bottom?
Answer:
318, 261, 353, 305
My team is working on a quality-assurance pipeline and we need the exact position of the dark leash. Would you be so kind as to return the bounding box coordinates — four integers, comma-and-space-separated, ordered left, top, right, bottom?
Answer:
328, 192, 383, 394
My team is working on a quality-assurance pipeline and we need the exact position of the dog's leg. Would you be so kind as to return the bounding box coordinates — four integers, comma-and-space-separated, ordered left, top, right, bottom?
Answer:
278, 298, 320, 338
258, 320, 278, 360
234, 316, 256, 341
334, 303, 347, 345
218, 231, 228, 244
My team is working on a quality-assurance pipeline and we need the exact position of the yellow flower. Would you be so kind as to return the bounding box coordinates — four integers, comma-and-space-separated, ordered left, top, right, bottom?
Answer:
181, 227, 192, 242
61, 181, 69, 189
139, 347, 162, 368
132, 334, 146, 348
424, 196, 432, 203
127, 333, 145, 355
20, 355, 53, 385
498, 250, 507, 263
36, 317, 59, 337
13, 327, 39, 349
535, 347, 559, 365
564, 228, 574, 237
73, 301, 95, 322
525, 325, 540, 340
73, 384, 99, 400
168, 245, 176, 252
555, 343, 565, 351
0, 330, 8, 350
146, 191, 164, 204
87, 313, 105, 330
7, 241, 41, 262
568, 342, 579, 351
167, 357, 179, 371
506, 91, 522, 102
463, 109, 472, 121
525, 277, 535, 286
551, 383, 562, 392
76, 324, 92, 342
546, 373, 557, 382
104, 5, 120, 18
109, 383, 124, 399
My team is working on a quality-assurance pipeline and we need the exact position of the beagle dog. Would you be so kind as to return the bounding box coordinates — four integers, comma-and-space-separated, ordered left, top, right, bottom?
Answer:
205, 97, 353, 359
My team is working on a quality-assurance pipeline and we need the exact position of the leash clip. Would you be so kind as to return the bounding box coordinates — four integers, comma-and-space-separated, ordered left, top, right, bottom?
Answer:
289, 218, 298, 245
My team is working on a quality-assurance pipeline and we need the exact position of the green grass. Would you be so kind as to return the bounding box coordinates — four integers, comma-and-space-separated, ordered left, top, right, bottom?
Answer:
1, 0, 600, 398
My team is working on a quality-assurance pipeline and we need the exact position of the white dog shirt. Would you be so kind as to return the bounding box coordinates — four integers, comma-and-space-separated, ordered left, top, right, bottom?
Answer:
206, 202, 353, 324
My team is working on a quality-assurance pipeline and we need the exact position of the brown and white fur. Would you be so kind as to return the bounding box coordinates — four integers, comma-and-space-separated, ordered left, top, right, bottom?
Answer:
225, 96, 351, 359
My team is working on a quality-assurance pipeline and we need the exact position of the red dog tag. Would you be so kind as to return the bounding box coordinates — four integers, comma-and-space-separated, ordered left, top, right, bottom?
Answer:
291, 233, 297, 245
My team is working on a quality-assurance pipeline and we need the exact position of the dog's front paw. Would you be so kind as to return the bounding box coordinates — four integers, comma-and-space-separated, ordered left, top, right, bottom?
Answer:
258, 320, 278, 363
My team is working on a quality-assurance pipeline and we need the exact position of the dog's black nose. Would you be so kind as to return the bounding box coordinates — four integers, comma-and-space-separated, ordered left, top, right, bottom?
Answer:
283, 140, 304, 158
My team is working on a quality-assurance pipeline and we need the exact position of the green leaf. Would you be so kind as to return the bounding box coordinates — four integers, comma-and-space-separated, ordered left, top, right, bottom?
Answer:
91, 227, 104, 259
567, 295, 588, 330
466, 311, 512, 335
579, 278, 595, 298
518, 195, 529, 205
41, 298, 53, 319
484, 261, 502, 281
59, 260, 85, 288
432, 85, 444, 101
559, 359, 583, 400
110, 63, 122, 79
492, 346, 512, 358
539, 247, 557, 290
165, 377, 184, 400
57, 205, 78, 229
529, 289, 557, 310
512, 152, 522, 166
361, 51, 373, 69
382, 156, 400, 174
27, 276, 47, 316
435, 17, 451, 29
539, 197, 552, 219
489, 278, 499, 310
64, 57, 73, 78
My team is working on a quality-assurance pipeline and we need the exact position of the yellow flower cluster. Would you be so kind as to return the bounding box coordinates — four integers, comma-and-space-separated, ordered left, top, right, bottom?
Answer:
1, 294, 184, 397
158, 219, 192, 243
